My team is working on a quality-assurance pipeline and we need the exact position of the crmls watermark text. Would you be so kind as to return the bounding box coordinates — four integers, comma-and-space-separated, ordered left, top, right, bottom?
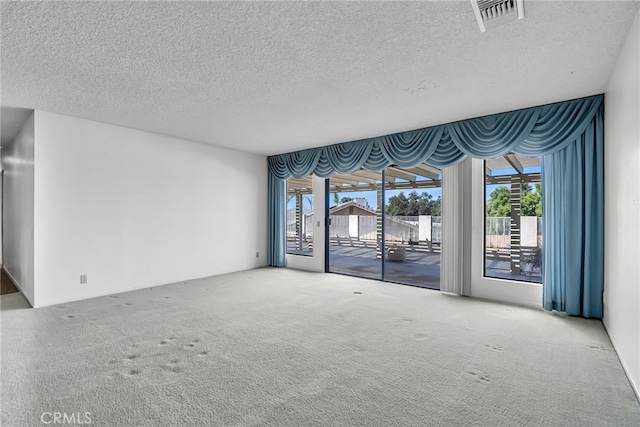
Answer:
40, 412, 92, 425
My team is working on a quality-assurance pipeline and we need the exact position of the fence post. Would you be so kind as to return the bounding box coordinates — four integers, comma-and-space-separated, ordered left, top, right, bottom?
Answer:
510, 176, 521, 275
296, 192, 302, 250
376, 188, 383, 259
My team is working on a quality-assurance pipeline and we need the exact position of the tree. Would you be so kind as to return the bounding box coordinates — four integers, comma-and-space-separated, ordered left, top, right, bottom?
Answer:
430, 197, 442, 216
407, 191, 431, 216
486, 186, 511, 217
385, 190, 441, 216
521, 183, 542, 216
339, 197, 353, 204
386, 192, 409, 216
332, 193, 339, 205
486, 183, 542, 217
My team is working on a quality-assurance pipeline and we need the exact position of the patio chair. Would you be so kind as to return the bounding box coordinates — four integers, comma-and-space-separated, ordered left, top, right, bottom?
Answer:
386, 246, 405, 262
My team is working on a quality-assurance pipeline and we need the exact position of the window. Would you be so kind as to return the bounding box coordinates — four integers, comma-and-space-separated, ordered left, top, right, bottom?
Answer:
484, 155, 542, 283
286, 175, 314, 256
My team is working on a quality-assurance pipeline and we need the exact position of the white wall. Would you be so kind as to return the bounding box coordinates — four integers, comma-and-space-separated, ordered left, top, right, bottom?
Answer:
1, 169, 3, 265
33, 111, 267, 307
1, 113, 35, 305
603, 9, 640, 398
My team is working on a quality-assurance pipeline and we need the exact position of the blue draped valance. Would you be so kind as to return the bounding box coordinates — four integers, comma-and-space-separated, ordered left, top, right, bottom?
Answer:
268, 94, 603, 178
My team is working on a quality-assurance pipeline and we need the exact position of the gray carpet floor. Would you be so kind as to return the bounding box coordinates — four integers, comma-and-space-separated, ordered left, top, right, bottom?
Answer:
1, 268, 638, 426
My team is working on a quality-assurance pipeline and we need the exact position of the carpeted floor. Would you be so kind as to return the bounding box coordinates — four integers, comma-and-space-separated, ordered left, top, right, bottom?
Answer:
1, 268, 638, 426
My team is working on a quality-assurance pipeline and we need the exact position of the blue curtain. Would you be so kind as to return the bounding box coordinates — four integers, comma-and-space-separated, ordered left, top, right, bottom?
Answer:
542, 110, 604, 318
267, 173, 286, 267
267, 95, 605, 317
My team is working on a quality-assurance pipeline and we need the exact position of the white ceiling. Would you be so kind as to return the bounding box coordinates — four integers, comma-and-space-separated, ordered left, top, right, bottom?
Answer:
1, 1, 638, 155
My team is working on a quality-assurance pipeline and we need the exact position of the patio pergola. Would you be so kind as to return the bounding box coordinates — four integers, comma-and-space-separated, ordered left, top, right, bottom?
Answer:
286, 154, 541, 278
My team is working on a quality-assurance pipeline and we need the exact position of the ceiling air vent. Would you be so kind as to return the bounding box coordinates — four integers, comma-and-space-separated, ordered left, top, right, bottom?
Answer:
471, 0, 524, 32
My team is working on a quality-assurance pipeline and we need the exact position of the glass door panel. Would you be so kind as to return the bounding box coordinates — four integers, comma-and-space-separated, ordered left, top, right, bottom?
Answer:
328, 170, 382, 280
383, 164, 442, 289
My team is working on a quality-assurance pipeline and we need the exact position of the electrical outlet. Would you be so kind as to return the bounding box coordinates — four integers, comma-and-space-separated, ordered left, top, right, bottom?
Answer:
80, 274, 87, 284
256, 252, 259, 258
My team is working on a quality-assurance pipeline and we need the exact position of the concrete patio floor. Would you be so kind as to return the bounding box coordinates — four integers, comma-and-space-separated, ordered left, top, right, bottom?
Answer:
287, 241, 541, 288
329, 246, 441, 289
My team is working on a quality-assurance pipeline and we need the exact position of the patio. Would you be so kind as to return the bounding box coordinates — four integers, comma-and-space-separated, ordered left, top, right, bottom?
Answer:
287, 241, 542, 288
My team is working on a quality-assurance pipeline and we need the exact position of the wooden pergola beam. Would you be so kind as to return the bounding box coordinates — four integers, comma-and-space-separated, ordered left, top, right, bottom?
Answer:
385, 167, 417, 182
384, 180, 442, 190
403, 166, 439, 180
332, 173, 378, 184
505, 154, 524, 174
486, 173, 540, 185
287, 164, 445, 194
350, 170, 386, 182
329, 176, 366, 186
416, 164, 442, 175
328, 179, 442, 193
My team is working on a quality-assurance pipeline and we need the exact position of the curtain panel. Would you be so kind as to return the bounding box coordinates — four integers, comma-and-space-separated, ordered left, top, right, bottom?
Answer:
267, 173, 287, 267
441, 159, 473, 296
542, 112, 604, 318
267, 95, 604, 318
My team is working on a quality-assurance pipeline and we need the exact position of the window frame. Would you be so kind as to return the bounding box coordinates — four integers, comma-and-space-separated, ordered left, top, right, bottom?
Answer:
470, 159, 542, 307
285, 176, 315, 258
483, 160, 543, 284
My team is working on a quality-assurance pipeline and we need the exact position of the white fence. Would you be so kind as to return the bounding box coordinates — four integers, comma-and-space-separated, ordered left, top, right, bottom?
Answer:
385, 216, 418, 243
288, 213, 538, 249
486, 216, 542, 248
287, 210, 314, 239
328, 215, 441, 244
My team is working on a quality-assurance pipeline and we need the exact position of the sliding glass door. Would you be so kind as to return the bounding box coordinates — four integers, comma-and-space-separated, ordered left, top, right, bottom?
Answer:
327, 164, 442, 289
383, 165, 442, 288
328, 170, 382, 280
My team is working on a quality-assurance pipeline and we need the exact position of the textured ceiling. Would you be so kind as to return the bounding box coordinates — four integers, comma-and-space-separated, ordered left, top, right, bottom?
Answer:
1, 1, 639, 155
